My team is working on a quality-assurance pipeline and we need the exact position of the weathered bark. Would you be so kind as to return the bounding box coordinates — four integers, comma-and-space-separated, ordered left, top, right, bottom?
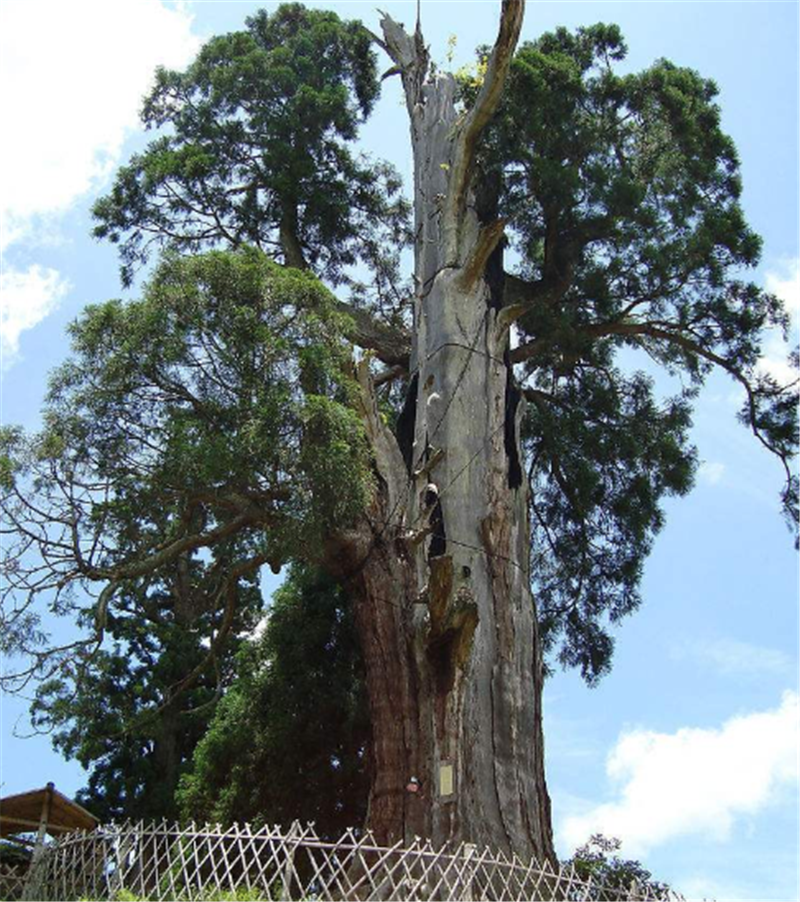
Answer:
323, 362, 425, 846
328, 0, 555, 864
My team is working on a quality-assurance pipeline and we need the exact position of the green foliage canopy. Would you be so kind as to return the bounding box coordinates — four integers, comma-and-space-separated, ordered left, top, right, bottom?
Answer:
93, 4, 409, 288
177, 565, 369, 836
30, 567, 262, 822
0, 249, 372, 693
2, 11, 796, 711
563, 834, 672, 899
461, 24, 798, 680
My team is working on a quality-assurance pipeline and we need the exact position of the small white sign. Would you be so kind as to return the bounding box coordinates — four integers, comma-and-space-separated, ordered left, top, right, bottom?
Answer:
439, 762, 454, 797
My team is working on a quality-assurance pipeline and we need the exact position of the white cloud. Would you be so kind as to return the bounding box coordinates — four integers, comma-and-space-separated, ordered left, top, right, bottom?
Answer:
559, 691, 799, 857
0, 0, 199, 247
0, 264, 70, 369
669, 636, 793, 679
243, 613, 271, 644
0, 1, 199, 364
758, 331, 797, 386
678, 874, 752, 902
697, 460, 725, 485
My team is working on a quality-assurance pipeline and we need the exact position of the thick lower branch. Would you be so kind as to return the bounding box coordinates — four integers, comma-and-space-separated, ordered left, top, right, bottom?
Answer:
336, 301, 411, 368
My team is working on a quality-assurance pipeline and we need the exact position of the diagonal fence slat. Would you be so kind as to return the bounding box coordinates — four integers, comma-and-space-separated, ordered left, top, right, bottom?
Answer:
28, 819, 686, 901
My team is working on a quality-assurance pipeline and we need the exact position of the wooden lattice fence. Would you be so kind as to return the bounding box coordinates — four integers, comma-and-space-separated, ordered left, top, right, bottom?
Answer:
22, 820, 684, 901
0, 861, 28, 901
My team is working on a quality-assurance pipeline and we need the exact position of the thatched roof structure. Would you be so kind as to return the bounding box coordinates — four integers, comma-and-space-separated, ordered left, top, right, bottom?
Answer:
0, 783, 97, 839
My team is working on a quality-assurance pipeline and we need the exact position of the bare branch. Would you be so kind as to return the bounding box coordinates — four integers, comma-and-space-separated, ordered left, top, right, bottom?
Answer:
84, 511, 266, 583
373, 365, 407, 388
379, 12, 429, 116
335, 300, 411, 368
443, 0, 525, 262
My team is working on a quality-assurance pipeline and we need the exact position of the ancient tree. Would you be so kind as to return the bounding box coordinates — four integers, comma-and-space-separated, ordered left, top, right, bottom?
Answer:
2, 2, 796, 864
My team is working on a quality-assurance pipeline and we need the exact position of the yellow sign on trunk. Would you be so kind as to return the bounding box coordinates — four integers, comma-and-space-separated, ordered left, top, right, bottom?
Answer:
439, 762, 454, 798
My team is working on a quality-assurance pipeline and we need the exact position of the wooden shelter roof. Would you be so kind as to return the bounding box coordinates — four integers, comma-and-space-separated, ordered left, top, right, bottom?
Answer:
0, 784, 98, 839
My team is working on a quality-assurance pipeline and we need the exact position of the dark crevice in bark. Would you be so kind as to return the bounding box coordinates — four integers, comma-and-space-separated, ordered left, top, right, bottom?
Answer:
427, 495, 447, 559
427, 630, 457, 745
476, 166, 521, 490
483, 237, 506, 313
504, 358, 523, 490
475, 168, 505, 312
426, 554, 477, 761
427, 631, 458, 698
395, 373, 418, 475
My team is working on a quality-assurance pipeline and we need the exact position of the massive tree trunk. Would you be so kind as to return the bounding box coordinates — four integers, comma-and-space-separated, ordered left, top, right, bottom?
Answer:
327, 1, 555, 865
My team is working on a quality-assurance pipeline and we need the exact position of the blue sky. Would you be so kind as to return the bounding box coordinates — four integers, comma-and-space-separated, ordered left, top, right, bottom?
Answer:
0, 1, 798, 899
